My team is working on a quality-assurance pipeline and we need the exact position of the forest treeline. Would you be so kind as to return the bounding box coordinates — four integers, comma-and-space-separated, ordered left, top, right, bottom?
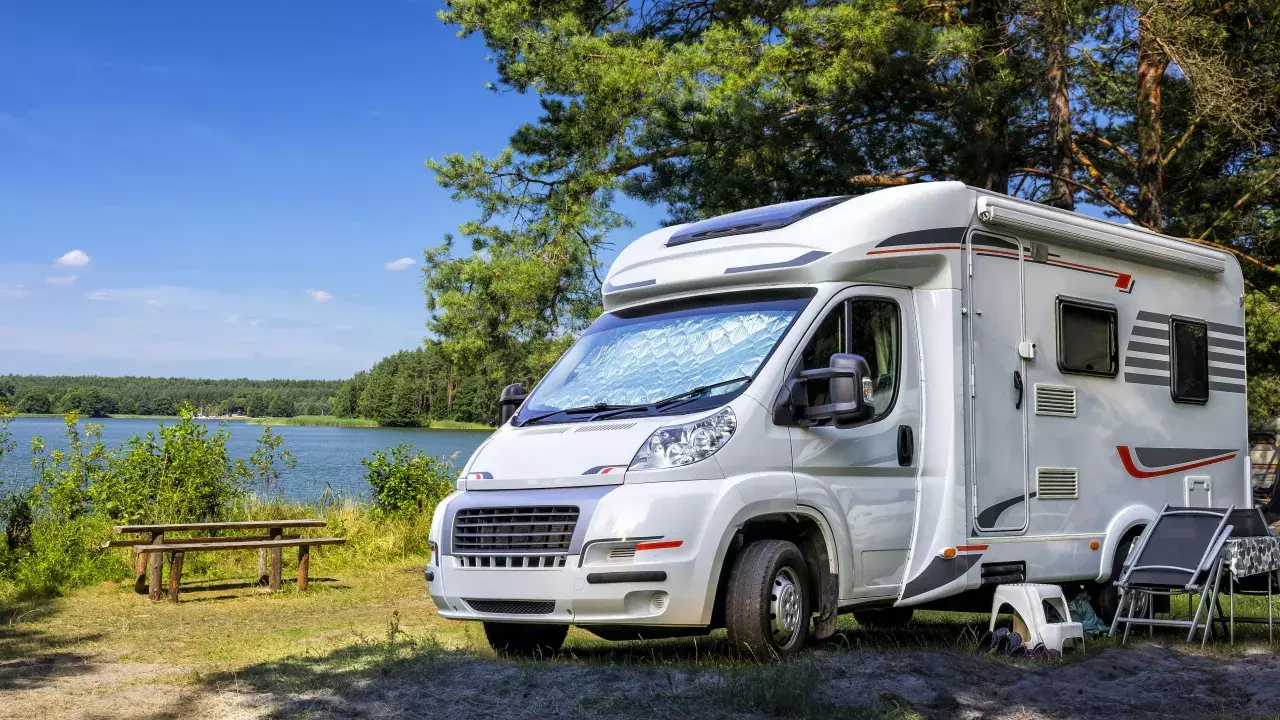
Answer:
1, 344, 503, 426
0, 375, 342, 419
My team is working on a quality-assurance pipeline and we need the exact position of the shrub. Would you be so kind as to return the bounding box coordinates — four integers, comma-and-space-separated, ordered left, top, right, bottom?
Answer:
361, 443, 456, 516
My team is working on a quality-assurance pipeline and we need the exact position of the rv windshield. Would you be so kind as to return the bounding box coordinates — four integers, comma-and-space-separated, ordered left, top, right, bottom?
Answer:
517, 291, 813, 424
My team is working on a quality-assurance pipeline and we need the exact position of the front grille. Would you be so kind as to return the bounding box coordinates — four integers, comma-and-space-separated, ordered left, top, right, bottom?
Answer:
465, 599, 555, 615
453, 506, 579, 554
457, 555, 568, 569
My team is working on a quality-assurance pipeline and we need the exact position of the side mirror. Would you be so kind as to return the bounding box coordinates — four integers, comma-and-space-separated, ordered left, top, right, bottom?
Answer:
498, 382, 527, 425
773, 353, 874, 428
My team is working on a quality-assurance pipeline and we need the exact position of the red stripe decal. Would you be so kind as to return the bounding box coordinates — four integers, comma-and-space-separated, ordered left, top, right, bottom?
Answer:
956, 544, 988, 552
1116, 446, 1237, 479
866, 245, 962, 256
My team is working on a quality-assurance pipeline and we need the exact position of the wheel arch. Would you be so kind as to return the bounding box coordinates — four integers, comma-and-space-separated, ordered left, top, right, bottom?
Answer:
1096, 504, 1156, 582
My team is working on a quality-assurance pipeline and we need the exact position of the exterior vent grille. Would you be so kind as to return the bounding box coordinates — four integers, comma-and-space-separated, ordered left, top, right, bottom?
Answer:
452, 506, 579, 554
456, 555, 568, 569
1036, 467, 1080, 499
575, 422, 639, 433
464, 599, 555, 615
1034, 384, 1077, 417
520, 427, 569, 436
608, 546, 637, 562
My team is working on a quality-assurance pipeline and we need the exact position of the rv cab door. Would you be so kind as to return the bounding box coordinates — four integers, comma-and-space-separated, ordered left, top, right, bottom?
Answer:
966, 230, 1031, 533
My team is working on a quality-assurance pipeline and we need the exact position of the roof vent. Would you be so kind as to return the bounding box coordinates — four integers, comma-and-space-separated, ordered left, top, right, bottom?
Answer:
666, 196, 850, 247
1034, 383, 1077, 417
1036, 467, 1079, 500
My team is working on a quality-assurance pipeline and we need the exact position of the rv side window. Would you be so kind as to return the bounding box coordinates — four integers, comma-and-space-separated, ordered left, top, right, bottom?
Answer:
1056, 298, 1118, 377
1171, 317, 1210, 403
848, 298, 900, 419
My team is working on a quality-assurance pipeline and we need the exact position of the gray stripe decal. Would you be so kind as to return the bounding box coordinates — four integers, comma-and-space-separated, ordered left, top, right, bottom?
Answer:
1126, 356, 1170, 371
1127, 341, 1168, 355
970, 232, 1019, 250
1210, 338, 1245, 351
1125, 373, 1169, 386
1210, 351, 1245, 366
901, 554, 982, 600
603, 278, 656, 293
1136, 311, 1168, 324
1133, 447, 1236, 467
1208, 321, 1245, 336
875, 227, 967, 248
976, 491, 1037, 529
1210, 382, 1246, 394
1210, 366, 1247, 380
724, 250, 830, 274
1132, 326, 1169, 340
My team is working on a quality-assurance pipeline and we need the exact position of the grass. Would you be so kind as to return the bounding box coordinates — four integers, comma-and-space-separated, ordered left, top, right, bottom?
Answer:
426, 418, 493, 430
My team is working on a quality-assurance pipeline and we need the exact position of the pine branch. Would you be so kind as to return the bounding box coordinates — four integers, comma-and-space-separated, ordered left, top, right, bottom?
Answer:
1070, 142, 1141, 223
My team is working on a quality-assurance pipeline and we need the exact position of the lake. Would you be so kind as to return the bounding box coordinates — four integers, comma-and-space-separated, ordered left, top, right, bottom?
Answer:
0, 417, 491, 503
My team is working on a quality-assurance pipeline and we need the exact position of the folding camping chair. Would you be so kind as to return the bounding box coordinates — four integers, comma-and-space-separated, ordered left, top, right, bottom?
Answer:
1109, 504, 1235, 646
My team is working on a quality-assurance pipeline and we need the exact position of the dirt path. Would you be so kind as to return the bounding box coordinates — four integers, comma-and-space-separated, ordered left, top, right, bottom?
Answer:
6, 642, 1280, 719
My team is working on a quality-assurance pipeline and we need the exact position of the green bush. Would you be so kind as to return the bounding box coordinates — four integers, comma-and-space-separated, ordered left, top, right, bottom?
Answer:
361, 443, 456, 516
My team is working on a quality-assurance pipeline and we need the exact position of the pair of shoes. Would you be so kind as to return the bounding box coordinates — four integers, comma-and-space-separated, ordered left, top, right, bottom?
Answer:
1020, 643, 1063, 660
1004, 632, 1025, 657
977, 626, 1008, 654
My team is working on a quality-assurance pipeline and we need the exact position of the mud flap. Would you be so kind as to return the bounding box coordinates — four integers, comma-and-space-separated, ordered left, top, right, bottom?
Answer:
813, 570, 839, 639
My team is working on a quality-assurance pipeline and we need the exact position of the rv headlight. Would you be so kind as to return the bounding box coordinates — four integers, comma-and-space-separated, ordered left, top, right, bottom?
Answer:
629, 408, 737, 471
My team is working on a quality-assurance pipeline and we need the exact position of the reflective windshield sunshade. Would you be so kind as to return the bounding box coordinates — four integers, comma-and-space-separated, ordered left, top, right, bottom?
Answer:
665, 196, 850, 247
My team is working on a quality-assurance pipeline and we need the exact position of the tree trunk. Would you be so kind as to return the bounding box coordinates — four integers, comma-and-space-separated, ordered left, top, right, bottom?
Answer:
1044, 1, 1074, 210
1136, 8, 1167, 230
970, 0, 1012, 194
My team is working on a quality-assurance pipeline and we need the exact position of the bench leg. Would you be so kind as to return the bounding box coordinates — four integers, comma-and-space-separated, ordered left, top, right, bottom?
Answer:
269, 547, 282, 592
148, 552, 163, 602
168, 552, 184, 603
134, 550, 148, 594
297, 545, 310, 591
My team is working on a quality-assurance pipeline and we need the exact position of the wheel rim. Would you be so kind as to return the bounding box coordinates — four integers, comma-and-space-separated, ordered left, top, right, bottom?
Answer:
770, 566, 804, 646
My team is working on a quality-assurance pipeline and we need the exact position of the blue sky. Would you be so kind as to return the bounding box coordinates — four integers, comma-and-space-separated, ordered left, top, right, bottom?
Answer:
0, 1, 665, 379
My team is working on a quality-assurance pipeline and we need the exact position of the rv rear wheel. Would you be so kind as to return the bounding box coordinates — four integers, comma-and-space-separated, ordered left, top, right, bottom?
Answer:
482, 622, 568, 657
725, 539, 811, 655
853, 607, 915, 628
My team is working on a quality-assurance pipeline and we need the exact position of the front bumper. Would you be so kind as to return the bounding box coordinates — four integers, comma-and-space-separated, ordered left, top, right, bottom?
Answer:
427, 479, 744, 626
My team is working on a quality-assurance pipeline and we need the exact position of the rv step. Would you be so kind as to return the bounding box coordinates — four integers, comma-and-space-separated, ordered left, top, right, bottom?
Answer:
980, 561, 1026, 586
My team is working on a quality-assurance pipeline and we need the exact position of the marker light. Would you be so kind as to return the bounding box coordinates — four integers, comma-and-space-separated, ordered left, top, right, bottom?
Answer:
629, 408, 737, 471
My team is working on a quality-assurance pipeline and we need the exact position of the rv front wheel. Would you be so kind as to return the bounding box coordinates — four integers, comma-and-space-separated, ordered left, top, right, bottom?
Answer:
725, 539, 811, 655
482, 622, 568, 657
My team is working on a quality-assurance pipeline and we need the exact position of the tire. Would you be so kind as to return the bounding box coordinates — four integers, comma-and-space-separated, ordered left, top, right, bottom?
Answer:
853, 607, 915, 629
725, 539, 811, 656
482, 622, 568, 657
1094, 531, 1140, 624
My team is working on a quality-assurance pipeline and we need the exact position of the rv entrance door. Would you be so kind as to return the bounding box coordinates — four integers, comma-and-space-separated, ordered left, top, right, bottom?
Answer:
967, 231, 1030, 533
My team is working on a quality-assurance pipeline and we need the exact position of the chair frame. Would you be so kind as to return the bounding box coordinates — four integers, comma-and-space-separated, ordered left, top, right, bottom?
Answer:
1108, 503, 1235, 646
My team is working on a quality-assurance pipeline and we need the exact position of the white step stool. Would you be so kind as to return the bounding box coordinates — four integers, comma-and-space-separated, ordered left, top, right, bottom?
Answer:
989, 583, 1085, 653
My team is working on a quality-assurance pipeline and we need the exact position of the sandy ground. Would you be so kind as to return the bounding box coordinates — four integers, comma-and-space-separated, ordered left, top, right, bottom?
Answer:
6, 641, 1280, 720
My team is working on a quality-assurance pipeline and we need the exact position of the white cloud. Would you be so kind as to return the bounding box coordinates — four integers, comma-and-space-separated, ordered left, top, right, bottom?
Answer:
0, 282, 29, 300
46, 275, 77, 286
307, 289, 333, 303
248, 318, 264, 327
384, 257, 415, 271
88, 290, 110, 300
146, 299, 164, 307
54, 249, 91, 267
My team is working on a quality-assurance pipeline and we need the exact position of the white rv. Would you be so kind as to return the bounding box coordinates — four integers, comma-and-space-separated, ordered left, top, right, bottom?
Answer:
426, 181, 1248, 655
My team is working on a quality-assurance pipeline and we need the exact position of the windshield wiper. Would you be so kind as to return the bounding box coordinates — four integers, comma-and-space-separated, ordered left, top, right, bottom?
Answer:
591, 376, 753, 421
518, 403, 638, 427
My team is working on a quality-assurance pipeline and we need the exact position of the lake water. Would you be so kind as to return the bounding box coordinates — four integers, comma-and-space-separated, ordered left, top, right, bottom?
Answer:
0, 417, 491, 502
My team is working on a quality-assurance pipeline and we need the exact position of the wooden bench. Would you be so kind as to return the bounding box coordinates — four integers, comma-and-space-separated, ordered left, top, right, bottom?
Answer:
110, 520, 345, 602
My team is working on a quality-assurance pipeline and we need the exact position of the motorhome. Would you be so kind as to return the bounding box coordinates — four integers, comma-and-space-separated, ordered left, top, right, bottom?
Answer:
426, 181, 1248, 655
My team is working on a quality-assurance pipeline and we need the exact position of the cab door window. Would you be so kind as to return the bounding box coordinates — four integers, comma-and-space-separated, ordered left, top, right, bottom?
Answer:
849, 298, 900, 419
798, 297, 900, 419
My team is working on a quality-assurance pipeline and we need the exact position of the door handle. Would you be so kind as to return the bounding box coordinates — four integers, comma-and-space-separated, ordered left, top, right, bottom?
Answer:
897, 425, 914, 467
1014, 370, 1024, 410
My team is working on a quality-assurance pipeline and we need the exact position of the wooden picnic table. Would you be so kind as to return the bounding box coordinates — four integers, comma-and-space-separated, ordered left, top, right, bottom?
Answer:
111, 520, 344, 602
